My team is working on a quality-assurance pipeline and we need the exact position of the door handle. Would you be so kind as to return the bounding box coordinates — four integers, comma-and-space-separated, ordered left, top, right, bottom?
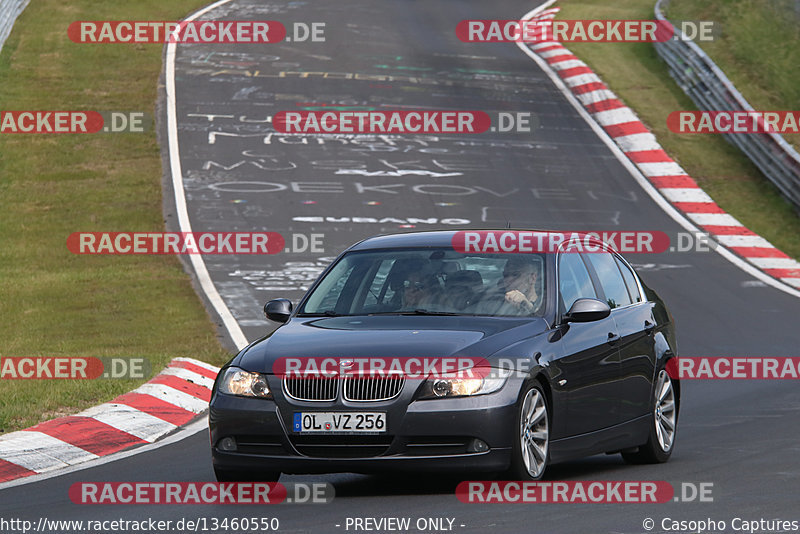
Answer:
644, 320, 655, 334
607, 332, 621, 345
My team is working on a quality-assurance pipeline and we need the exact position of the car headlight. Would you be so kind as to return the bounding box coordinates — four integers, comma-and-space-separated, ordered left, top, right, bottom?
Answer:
419, 368, 512, 399
218, 367, 272, 399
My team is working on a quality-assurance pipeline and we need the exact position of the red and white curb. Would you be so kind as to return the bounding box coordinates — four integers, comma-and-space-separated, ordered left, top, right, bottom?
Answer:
519, 4, 800, 292
0, 357, 219, 483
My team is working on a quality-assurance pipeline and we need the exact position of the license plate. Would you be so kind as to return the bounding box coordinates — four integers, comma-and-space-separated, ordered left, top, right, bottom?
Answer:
293, 412, 386, 433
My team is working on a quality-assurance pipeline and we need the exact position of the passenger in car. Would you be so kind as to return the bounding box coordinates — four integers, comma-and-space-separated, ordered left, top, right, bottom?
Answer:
401, 271, 443, 310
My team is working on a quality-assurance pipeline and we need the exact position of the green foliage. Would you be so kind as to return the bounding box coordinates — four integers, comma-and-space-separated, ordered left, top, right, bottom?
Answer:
0, 0, 230, 434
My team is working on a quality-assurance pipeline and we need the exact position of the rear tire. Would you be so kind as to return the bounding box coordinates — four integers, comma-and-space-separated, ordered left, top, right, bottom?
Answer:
622, 368, 677, 464
508, 382, 550, 480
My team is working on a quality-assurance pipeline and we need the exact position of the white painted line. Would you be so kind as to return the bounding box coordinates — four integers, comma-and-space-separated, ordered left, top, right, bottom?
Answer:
548, 59, 585, 71
637, 161, 687, 176
538, 48, 572, 59
160, 366, 215, 389
686, 213, 743, 227
134, 383, 209, 413
165, 0, 248, 350
0, 358, 219, 485
79, 404, 177, 442
515, 2, 800, 299
530, 40, 560, 51
748, 258, 800, 269
0, 432, 98, 473
659, 187, 715, 203
575, 89, 618, 106
592, 107, 641, 127
613, 133, 662, 152
562, 73, 603, 88
0, 418, 210, 490
784, 278, 800, 288
715, 235, 775, 248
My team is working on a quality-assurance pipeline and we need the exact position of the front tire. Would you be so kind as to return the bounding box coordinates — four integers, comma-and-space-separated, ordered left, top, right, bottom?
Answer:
622, 368, 677, 464
508, 382, 550, 480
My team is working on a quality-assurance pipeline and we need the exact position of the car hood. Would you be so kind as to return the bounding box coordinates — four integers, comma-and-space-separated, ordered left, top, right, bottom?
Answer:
235, 315, 549, 373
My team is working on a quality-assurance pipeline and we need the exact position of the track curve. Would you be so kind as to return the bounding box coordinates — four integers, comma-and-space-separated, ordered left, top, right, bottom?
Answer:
3, 0, 800, 532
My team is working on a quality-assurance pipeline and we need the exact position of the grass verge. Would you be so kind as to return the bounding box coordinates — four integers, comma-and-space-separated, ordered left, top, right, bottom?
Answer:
668, 0, 800, 151
557, 0, 800, 260
0, 1, 230, 434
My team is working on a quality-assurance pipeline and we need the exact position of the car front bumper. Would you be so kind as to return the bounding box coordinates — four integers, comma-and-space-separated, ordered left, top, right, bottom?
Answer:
209, 380, 520, 475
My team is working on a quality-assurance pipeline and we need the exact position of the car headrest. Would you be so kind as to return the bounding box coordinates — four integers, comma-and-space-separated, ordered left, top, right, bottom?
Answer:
387, 258, 429, 291
446, 270, 483, 290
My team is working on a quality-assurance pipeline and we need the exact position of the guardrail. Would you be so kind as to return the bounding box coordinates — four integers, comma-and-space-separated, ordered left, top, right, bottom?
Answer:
654, 0, 800, 214
0, 0, 29, 53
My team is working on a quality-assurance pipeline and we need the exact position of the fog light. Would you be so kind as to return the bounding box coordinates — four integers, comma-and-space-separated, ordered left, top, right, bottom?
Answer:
432, 379, 451, 397
467, 438, 489, 453
218, 437, 237, 451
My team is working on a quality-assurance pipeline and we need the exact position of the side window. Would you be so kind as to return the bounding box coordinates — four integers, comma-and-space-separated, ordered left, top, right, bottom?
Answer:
616, 256, 642, 303
586, 252, 632, 309
558, 251, 597, 312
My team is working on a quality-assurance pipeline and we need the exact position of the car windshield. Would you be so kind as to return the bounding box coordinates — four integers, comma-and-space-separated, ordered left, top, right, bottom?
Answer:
299, 248, 546, 317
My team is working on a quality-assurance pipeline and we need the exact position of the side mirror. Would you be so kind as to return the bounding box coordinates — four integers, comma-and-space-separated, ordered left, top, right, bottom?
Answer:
264, 298, 293, 323
563, 298, 611, 323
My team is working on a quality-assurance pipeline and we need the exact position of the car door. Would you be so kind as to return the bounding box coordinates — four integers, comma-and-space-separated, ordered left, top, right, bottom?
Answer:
584, 251, 656, 423
552, 248, 622, 437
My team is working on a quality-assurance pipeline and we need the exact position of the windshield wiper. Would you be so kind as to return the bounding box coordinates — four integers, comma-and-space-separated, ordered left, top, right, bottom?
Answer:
297, 310, 344, 317
406, 309, 461, 316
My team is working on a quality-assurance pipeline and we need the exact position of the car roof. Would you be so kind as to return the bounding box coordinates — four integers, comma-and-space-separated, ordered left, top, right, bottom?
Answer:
349, 230, 462, 250
348, 229, 612, 252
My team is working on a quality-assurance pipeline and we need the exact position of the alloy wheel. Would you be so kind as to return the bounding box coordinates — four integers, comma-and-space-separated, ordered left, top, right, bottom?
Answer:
653, 369, 676, 451
519, 387, 549, 478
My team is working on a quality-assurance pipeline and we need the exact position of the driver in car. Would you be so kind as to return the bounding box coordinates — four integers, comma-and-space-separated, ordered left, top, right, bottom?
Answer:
477, 256, 543, 316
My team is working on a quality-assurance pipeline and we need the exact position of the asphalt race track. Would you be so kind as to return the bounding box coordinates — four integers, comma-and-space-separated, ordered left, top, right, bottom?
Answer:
3, 0, 800, 532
